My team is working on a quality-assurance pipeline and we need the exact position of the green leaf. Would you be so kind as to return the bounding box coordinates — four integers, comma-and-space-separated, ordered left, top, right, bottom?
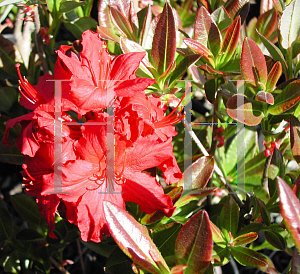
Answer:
264, 231, 287, 250
152, 223, 181, 257
213, 245, 230, 266
177, 156, 215, 190
226, 94, 264, 126
290, 115, 300, 164
256, 30, 288, 77
103, 201, 169, 274
11, 194, 43, 226
211, 6, 231, 30
257, 198, 271, 226
175, 210, 213, 274
169, 54, 201, 87
151, 2, 176, 76
59, 0, 85, 13
268, 80, 300, 115
16, 229, 45, 242
231, 246, 269, 268
209, 221, 226, 248
233, 232, 258, 246
0, 0, 24, 7
279, 0, 300, 50
64, 17, 97, 39
266, 61, 282, 93
0, 199, 14, 240
0, 87, 17, 113
241, 37, 268, 89
204, 77, 224, 104
220, 196, 239, 237
82, 241, 116, 258
105, 248, 135, 274
0, 141, 24, 165
277, 177, 300, 252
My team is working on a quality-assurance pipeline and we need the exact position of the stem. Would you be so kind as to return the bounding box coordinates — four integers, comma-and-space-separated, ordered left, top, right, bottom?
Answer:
76, 239, 85, 274
50, 258, 70, 274
185, 122, 244, 209
261, 155, 271, 194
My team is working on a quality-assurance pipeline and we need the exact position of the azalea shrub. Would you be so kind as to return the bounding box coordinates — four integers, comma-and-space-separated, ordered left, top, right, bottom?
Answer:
1, 0, 300, 273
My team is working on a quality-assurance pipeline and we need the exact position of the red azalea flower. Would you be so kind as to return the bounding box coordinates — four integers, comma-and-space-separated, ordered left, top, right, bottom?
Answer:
56, 30, 156, 113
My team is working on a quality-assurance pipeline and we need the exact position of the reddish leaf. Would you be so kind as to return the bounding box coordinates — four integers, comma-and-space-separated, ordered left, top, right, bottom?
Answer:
267, 267, 280, 274
255, 91, 274, 105
110, 7, 135, 40
264, 231, 287, 250
290, 248, 300, 274
260, 0, 275, 14
220, 196, 239, 237
226, 94, 264, 126
210, 220, 226, 248
268, 80, 300, 115
194, 6, 222, 56
241, 37, 268, 89
151, 2, 176, 75
290, 115, 300, 164
256, 8, 277, 40
221, 16, 241, 65
277, 177, 300, 252
225, 0, 249, 20
175, 188, 218, 208
233, 232, 258, 246
170, 265, 188, 274
199, 64, 224, 75
266, 61, 282, 92
183, 38, 214, 65
103, 201, 169, 274
177, 156, 214, 189
292, 175, 300, 199
231, 246, 269, 268
97, 26, 119, 42
175, 210, 213, 274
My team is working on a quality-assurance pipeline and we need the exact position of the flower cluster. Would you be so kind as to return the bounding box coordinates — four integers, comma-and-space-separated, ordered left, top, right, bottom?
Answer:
4, 30, 183, 242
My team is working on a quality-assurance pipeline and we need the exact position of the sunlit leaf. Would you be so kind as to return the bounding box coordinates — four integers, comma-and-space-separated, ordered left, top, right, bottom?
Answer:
170, 265, 188, 274
110, 7, 135, 40
233, 232, 258, 246
266, 61, 282, 92
220, 196, 239, 237
225, 0, 249, 21
210, 220, 226, 248
231, 246, 269, 268
279, 0, 300, 50
103, 201, 169, 274
268, 80, 300, 115
175, 210, 213, 274
226, 94, 264, 126
255, 91, 274, 105
59, 1, 85, 13
151, 2, 176, 76
256, 8, 277, 40
211, 6, 231, 30
277, 177, 300, 252
241, 37, 268, 89
177, 156, 214, 189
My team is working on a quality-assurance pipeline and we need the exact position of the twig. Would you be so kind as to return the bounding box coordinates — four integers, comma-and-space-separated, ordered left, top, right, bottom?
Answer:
261, 155, 271, 194
50, 258, 70, 274
186, 122, 244, 209
76, 238, 86, 274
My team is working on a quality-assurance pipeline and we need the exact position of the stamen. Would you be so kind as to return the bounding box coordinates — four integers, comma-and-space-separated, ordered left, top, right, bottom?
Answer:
22, 164, 36, 181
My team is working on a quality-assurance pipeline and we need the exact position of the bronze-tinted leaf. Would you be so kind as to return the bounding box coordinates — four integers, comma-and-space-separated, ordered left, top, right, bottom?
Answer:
210, 220, 226, 248
97, 26, 119, 42
277, 177, 300, 252
266, 61, 282, 92
177, 156, 214, 189
231, 246, 269, 268
290, 115, 300, 164
110, 7, 135, 40
175, 210, 213, 274
151, 2, 176, 75
241, 37, 268, 89
226, 94, 264, 126
221, 16, 241, 65
255, 91, 274, 105
220, 196, 239, 237
103, 201, 169, 274
290, 248, 300, 274
256, 8, 277, 40
194, 6, 222, 56
233, 232, 258, 246
268, 80, 300, 115
170, 265, 188, 274
225, 0, 249, 20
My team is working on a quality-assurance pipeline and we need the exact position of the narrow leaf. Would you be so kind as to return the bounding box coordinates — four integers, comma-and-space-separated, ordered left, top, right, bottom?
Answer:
256, 8, 277, 40
268, 80, 300, 115
233, 232, 258, 246
290, 115, 300, 164
277, 177, 300, 252
279, 0, 300, 50
175, 210, 213, 274
177, 156, 214, 189
226, 94, 264, 126
97, 26, 119, 42
255, 91, 274, 105
241, 37, 268, 89
103, 201, 169, 274
194, 6, 222, 56
210, 220, 226, 247
0, 199, 14, 240
110, 7, 135, 40
257, 198, 271, 226
266, 61, 282, 92
151, 2, 176, 75
170, 265, 188, 274
225, 0, 249, 20
231, 246, 269, 268
220, 196, 239, 237
211, 6, 231, 30
140, 5, 152, 48
221, 16, 241, 64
